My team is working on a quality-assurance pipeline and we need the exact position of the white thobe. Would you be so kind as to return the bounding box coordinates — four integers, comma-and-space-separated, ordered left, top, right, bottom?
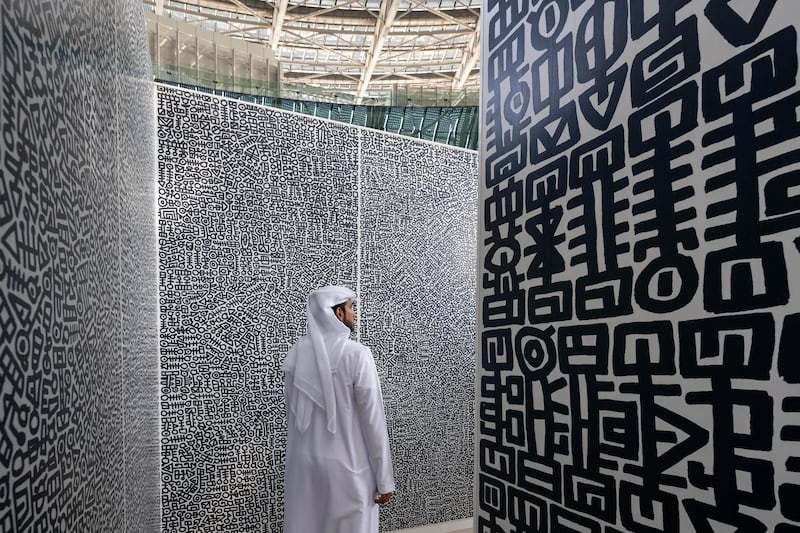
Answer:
284, 337, 395, 533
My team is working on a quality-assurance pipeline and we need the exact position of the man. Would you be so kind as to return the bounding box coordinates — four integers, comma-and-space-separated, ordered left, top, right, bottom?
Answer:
283, 285, 395, 533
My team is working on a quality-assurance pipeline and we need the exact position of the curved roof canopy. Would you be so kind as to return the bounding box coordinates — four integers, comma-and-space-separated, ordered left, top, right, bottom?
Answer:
144, 0, 481, 104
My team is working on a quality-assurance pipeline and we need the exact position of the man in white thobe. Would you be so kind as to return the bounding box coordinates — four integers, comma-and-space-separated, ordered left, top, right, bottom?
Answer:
283, 285, 395, 533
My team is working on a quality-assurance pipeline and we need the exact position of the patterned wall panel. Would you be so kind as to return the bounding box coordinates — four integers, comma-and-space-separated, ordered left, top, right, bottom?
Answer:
157, 85, 478, 532
0, 0, 158, 532
360, 131, 477, 530
157, 86, 359, 532
478, 1, 800, 531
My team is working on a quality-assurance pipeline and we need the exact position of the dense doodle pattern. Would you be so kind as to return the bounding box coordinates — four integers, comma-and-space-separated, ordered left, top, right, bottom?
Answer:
359, 131, 477, 530
0, 1, 158, 532
158, 86, 359, 533
479, 1, 800, 531
157, 85, 478, 532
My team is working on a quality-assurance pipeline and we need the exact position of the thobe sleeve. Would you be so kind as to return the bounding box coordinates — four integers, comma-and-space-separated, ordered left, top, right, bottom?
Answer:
284, 371, 293, 414
353, 347, 395, 494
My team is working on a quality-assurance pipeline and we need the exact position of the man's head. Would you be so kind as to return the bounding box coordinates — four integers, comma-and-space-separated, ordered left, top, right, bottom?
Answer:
306, 285, 355, 336
332, 298, 355, 332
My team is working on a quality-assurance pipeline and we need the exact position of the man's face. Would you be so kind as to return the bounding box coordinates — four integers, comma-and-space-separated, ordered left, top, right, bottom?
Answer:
335, 299, 356, 332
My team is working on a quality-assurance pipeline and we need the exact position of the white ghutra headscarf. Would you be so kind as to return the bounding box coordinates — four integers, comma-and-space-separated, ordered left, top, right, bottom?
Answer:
285, 285, 355, 434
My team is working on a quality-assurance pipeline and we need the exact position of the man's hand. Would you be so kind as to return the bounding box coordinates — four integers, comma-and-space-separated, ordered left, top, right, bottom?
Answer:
374, 491, 393, 505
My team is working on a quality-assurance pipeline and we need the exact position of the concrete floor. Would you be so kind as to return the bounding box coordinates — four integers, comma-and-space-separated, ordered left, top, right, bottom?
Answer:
386, 517, 473, 533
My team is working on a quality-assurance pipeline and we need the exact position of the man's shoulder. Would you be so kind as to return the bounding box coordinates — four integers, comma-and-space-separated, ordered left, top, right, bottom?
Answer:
344, 337, 369, 349
339, 340, 375, 377
342, 339, 372, 358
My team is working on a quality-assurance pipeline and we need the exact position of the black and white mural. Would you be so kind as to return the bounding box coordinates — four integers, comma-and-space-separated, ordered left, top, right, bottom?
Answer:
157, 85, 477, 532
360, 131, 477, 529
478, 0, 800, 531
0, 1, 159, 532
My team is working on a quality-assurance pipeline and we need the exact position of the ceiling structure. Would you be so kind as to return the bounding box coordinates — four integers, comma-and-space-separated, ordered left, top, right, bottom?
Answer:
143, 0, 481, 104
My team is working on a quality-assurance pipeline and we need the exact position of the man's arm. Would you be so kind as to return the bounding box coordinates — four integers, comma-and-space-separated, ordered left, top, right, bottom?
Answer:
352, 346, 396, 501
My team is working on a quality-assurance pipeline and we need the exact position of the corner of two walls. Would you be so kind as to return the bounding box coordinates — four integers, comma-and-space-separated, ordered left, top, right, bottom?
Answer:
156, 85, 478, 531
0, 1, 159, 532
477, 1, 800, 531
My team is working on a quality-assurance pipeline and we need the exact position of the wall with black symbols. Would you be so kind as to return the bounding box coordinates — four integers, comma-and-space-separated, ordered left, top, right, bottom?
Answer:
477, 1, 800, 532
0, 1, 159, 532
157, 85, 478, 532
